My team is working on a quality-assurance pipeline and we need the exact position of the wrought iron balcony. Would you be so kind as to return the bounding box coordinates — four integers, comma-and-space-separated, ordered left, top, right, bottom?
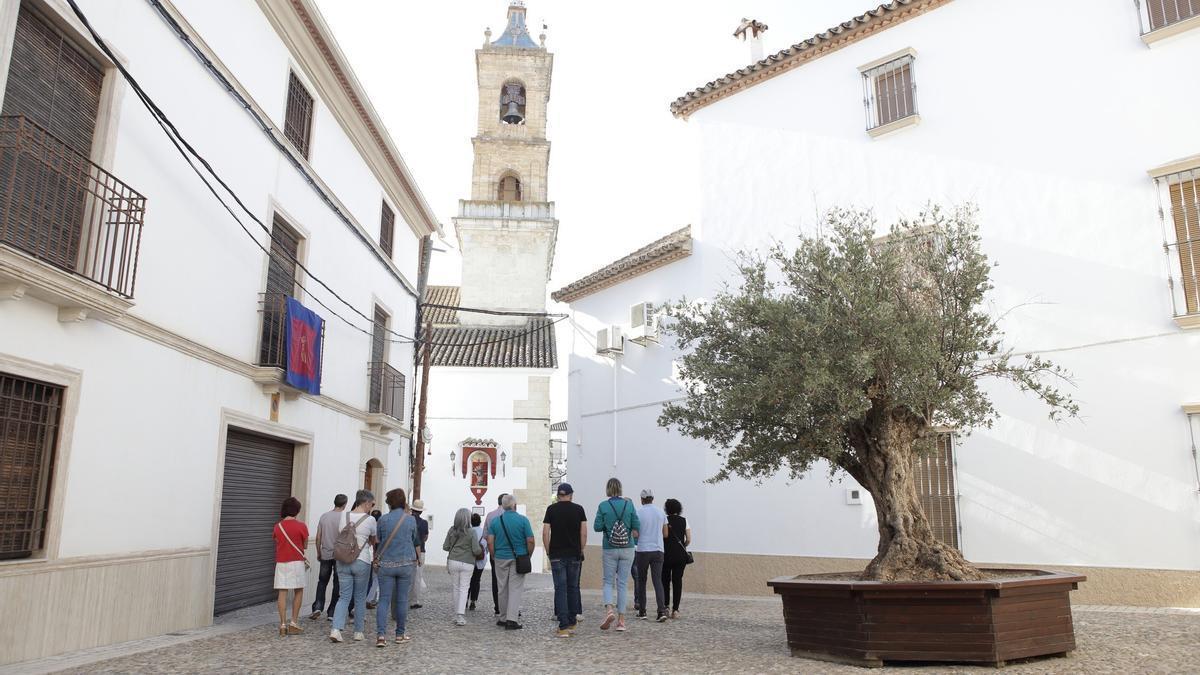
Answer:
0, 115, 146, 298
258, 293, 326, 371
368, 361, 405, 422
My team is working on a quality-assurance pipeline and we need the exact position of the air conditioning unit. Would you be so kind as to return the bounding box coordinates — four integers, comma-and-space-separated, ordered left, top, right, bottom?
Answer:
629, 301, 659, 345
596, 326, 624, 356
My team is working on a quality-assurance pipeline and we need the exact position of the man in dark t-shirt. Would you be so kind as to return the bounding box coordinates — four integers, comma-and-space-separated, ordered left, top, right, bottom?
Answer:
542, 483, 587, 636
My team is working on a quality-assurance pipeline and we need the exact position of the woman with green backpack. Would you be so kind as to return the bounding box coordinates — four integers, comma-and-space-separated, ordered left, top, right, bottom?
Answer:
593, 477, 640, 632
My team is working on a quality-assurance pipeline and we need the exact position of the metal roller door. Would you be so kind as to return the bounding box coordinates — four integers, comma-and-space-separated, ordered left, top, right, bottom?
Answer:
213, 429, 294, 614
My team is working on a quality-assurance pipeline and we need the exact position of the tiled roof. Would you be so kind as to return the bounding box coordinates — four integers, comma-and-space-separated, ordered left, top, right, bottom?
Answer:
550, 420, 567, 432
422, 285, 460, 326
430, 318, 557, 369
551, 226, 692, 304
670, 0, 953, 118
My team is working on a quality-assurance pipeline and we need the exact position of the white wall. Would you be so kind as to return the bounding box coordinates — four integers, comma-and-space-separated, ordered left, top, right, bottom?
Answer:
566, 0, 1200, 572
420, 366, 554, 569
0, 0, 423, 559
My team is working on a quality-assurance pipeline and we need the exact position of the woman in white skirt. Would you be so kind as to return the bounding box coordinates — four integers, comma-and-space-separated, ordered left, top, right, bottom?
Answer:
273, 497, 310, 636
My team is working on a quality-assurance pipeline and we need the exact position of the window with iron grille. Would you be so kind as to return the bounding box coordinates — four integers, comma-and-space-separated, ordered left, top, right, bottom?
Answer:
862, 54, 917, 132
283, 72, 314, 159
1154, 168, 1200, 318
0, 373, 63, 559
913, 433, 960, 550
1136, 0, 1200, 34
380, 201, 394, 258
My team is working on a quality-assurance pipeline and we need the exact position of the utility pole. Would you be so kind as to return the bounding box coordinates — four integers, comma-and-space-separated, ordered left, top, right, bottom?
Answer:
411, 319, 433, 500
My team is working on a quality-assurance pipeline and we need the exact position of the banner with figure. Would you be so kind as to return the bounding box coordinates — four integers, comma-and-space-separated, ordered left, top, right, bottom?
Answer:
285, 297, 323, 395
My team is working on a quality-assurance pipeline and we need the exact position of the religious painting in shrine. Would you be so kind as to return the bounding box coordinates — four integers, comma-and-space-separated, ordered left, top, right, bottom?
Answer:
460, 444, 497, 505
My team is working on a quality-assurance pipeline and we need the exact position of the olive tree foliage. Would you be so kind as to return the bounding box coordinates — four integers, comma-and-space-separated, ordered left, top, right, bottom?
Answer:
658, 205, 1078, 579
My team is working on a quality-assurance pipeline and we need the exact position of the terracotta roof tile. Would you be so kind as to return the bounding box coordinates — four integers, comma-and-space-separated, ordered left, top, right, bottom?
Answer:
422, 285, 460, 326
430, 318, 557, 369
670, 0, 953, 118
551, 226, 692, 304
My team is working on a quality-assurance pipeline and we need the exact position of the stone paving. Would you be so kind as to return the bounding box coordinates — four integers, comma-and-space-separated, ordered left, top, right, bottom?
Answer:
13, 570, 1200, 674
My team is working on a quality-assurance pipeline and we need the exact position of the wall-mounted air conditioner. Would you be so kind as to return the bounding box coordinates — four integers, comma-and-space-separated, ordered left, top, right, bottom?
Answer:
596, 326, 624, 356
629, 301, 659, 345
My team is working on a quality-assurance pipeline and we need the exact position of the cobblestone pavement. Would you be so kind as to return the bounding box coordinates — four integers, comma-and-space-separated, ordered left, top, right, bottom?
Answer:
33, 570, 1200, 674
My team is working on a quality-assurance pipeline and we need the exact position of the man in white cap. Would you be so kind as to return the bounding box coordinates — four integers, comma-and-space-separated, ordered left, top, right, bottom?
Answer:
409, 499, 429, 609
634, 488, 669, 622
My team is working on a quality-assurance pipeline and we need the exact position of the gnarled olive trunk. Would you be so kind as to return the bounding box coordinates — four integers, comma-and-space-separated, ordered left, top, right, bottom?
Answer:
845, 416, 983, 582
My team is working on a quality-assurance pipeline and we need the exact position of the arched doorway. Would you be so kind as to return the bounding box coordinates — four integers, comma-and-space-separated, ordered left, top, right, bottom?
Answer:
364, 458, 384, 497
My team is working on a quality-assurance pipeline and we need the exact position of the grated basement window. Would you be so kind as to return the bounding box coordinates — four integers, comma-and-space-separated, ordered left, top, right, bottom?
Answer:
0, 373, 63, 559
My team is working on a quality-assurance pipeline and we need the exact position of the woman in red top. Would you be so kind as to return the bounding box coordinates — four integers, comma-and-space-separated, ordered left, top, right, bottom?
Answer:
274, 497, 310, 636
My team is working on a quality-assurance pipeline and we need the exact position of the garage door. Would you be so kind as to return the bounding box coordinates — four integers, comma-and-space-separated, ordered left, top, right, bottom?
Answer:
213, 429, 294, 615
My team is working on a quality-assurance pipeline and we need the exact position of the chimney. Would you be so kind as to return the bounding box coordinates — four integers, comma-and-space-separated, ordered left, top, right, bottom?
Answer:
734, 18, 769, 62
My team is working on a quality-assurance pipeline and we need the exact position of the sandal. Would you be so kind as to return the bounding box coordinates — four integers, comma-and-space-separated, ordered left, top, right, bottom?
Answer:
286, 622, 303, 635
600, 609, 615, 630
278, 623, 287, 637
394, 634, 411, 644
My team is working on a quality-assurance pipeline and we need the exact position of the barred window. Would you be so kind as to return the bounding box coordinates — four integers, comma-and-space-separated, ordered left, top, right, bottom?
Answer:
1137, 0, 1200, 34
1154, 168, 1200, 318
0, 373, 63, 559
914, 433, 960, 550
862, 54, 916, 132
380, 201, 395, 258
283, 72, 314, 159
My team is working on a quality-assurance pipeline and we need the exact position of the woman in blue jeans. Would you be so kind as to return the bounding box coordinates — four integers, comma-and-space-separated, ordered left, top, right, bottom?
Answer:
331, 490, 377, 643
374, 488, 422, 647
594, 477, 640, 632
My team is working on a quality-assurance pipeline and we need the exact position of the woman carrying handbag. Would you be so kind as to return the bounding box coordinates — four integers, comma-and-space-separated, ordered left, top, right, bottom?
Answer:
273, 497, 310, 636
661, 498, 693, 619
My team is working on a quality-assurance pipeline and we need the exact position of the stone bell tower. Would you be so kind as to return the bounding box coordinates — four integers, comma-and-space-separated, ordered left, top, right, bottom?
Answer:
454, 1, 557, 327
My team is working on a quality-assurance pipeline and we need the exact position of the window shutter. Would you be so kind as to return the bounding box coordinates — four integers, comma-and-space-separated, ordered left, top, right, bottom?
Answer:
1170, 177, 1200, 315
1, 5, 103, 156
874, 62, 913, 127
0, 373, 63, 559
1147, 0, 1199, 31
259, 215, 302, 366
380, 201, 394, 258
283, 72, 314, 158
912, 434, 960, 550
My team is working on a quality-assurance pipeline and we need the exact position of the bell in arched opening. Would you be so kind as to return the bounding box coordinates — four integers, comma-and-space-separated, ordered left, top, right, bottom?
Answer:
500, 82, 526, 124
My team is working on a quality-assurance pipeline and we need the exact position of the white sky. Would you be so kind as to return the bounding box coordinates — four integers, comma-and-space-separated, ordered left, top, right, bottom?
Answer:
314, 0, 870, 291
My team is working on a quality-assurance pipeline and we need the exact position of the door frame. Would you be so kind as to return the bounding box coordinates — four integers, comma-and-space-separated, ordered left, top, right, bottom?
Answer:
208, 408, 313, 616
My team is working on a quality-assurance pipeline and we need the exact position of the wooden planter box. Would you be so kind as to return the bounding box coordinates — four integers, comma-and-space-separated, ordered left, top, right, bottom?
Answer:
767, 569, 1086, 668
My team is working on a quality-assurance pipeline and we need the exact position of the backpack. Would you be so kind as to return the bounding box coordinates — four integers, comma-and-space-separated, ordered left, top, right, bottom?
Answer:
333, 512, 371, 564
607, 499, 631, 548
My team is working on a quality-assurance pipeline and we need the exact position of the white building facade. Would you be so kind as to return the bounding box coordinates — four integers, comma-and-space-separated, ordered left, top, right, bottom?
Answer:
557, 0, 1200, 606
0, 0, 438, 664
417, 2, 558, 569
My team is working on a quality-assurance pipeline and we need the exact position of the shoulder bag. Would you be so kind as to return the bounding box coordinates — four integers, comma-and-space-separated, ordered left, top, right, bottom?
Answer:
498, 513, 532, 574
276, 521, 311, 571
671, 519, 694, 565
372, 513, 408, 571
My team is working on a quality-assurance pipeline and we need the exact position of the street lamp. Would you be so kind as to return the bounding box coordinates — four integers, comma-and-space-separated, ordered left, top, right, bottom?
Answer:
500, 450, 507, 477
450, 450, 456, 476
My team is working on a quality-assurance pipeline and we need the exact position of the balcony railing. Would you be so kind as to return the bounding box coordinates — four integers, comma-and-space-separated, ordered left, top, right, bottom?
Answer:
258, 293, 325, 372
1155, 168, 1200, 320
367, 361, 405, 422
458, 199, 555, 221
0, 115, 146, 298
1166, 237, 1200, 318
1136, 0, 1200, 34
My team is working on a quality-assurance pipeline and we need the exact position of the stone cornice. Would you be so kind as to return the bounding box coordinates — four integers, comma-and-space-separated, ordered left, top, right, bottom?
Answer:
670, 0, 955, 119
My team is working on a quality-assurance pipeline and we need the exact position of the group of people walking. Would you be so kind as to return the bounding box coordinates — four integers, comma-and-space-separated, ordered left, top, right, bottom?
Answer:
269, 477, 693, 643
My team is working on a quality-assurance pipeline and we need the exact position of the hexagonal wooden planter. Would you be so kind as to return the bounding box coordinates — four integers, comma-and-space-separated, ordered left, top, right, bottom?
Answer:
767, 569, 1086, 668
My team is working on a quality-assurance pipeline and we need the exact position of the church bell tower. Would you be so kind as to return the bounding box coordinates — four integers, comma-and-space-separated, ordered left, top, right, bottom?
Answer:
454, 1, 557, 327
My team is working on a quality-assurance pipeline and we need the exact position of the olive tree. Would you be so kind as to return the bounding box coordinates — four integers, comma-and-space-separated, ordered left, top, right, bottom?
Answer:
659, 206, 1077, 581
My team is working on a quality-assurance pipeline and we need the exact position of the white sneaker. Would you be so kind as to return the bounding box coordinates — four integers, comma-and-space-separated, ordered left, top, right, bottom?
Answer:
329, 629, 343, 643
353, 632, 364, 642
455, 615, 467, 626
